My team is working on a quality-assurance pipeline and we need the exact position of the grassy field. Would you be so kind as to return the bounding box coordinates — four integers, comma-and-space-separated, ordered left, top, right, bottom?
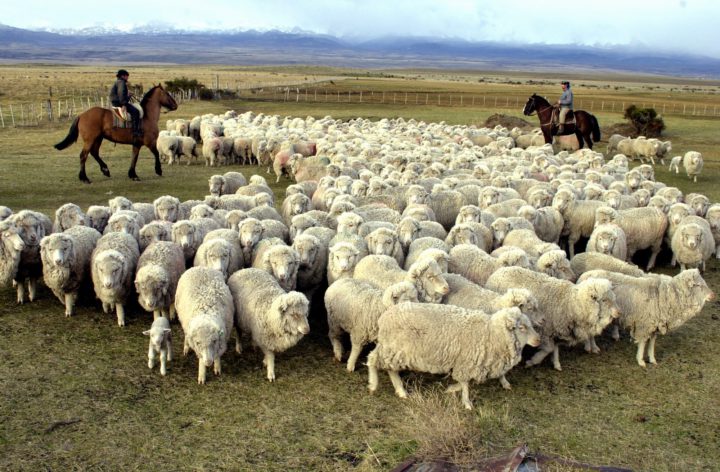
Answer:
1, 68, 720, 471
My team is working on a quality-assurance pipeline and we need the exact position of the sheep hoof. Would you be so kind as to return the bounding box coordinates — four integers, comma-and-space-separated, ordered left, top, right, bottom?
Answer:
346, 364, 356, 373
553, 365, 563, 372
638, 360, 647, 368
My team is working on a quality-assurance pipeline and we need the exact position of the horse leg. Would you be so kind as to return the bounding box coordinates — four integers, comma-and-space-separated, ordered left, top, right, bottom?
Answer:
542, 129, 552, 144
575, 131, 585, 149
78, 145, 92, 184
128, 145, 141, 181
149, 144, 163, 177
90, 139, 111, 177
584, 130, 593, 150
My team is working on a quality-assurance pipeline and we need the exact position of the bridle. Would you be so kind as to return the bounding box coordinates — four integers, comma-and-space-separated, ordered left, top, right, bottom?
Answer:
526, 97, 556, 128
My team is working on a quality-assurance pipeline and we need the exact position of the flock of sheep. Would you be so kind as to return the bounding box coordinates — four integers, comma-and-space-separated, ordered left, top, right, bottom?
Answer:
1, 109, 716, 410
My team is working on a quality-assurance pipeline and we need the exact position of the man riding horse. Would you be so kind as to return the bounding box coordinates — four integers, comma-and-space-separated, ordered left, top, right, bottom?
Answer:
555, 81, 573, 134
109, 69, 142, 137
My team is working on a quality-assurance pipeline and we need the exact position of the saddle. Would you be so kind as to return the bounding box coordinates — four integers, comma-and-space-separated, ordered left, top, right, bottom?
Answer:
551, 107, 575, 126
110, 103, 143, 129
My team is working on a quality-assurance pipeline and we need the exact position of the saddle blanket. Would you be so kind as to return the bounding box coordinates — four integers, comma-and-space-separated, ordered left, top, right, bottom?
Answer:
111, 103, 143, 129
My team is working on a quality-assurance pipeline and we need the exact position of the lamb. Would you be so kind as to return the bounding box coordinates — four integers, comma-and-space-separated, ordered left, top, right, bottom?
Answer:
135, 241, 185, 320
175, 267, 235, 384
171, 218, 221, 265
327, 242, 361, 285
365, 227, 405, 266
578, 269, 714, 366
53, 203, 88, 232
594, 206, 667, 270
142, 316, 172, 376
40, 226, 101, 316
153, 195, 181, 223
517, 205, 564, 244
586, 223, 628, 261
208, 171, 247, 196
683, 151, 703, 183
535, 249, 576, 281
569, 252, 645, 277
10, 210, 53, 303
325, 279, 419, 372
91, 232, 141, 327
367, 305, 540, 410
354, 255, 449, 303
251, 238, 300, 291
448, 244, 530, 286
139, 220, 173, 251
668, 155, 682, 174
671, 216, 714, 271
485, 267, 619, 371
228, 268, 310, 381
86, 206, 111, 233
552, 188, 605, 258
193, 229, 243, 281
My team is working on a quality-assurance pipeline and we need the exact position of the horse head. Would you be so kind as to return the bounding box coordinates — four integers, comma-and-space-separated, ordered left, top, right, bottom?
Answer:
141, 84, 178, 112
523, 94, 539, 116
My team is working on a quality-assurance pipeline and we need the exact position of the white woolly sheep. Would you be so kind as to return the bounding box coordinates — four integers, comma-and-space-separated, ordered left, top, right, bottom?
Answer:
535, 249, 576, 281
250, 238, 300, 291
91, 232, 141, 327
10, 210, 53, 303
176, 267, 235, 384
327, 242, 361, 285
153, 195, 181, 223
202, 137, 224, 167
502, 228, 561, 261
517, 205, 564, 244
193, 229, 243, 281
142, 316, 172, 376
365, 227, 405, 267
281, 193, 312, 226
105, 210, 145, 246
594, 206, 667, 270
683, 151, 703, 183
671, 216, 714, 271
139, 220, 173, 252
171, 218, 221, 265
404, 237, 449, 271
0, 220, 24, 290
578, 269, 714, 366
668, 155, 682, 174
705, 204, 720, 259
108, 196, 133, 215
447, 244, 530, 286
53, 203, 88, 232
445, 222, 493, 252
486, 266, 619, 371
490, 217, 535, 248
228, 268, 310, 381
86, 205, 111, 233
0, 206, 12, 222
208, 171, 247, 196
569, 252, 645, 277
354, 255, 449, 303
135, 241, 186, 320
396, 216, 448, 252
174, 136, 199, 165
367, 305, 540, 410
586, 223, 628, 261
156, 134, 179, 164
552, 188, 605, 258
325, 279, 418, 372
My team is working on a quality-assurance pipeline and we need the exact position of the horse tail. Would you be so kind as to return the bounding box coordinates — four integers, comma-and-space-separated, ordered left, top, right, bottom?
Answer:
54, 117, 80, 150
591, 114, 601, 142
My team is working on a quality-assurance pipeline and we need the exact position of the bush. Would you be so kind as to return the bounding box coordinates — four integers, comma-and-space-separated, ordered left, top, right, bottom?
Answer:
198, 88, 215, 100
164, 77, 206, 99
624, 105, 665, 137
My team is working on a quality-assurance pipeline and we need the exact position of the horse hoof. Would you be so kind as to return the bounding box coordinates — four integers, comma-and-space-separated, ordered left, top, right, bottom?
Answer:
132, 177, 141, 182
155, 167, 163, 177
79, 172, 91, 184
101, 167, 111, 177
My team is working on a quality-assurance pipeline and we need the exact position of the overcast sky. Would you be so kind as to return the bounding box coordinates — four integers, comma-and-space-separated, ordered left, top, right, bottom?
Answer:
5, 0, 719, 58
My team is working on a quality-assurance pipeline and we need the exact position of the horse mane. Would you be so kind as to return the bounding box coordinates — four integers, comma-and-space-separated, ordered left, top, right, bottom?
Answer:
532, 94, 550, 107
140, 84, 162, 109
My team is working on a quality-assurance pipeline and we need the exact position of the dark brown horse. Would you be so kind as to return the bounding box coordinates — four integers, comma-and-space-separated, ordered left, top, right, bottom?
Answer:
54, 84, 178, 183
522, 94, 600, 149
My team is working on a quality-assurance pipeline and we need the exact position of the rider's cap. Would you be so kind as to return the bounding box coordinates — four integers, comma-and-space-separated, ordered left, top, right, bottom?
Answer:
116, 69, 129, 78
561, 80, 570, 86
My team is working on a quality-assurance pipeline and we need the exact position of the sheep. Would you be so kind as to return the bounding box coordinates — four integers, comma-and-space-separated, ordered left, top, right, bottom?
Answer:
202, 137, 224, 166
135, 241, 185, 320
142, 316, 172, 376
327, 242, 361, 285
485, 267, 619, 371
139, 220, 173, 251
86, 205, 111, 233
325, 279, 419, 372
705, 204, 720, 259
569, 252, 645, 277
232, 137, 254, 165
190, 204, 226, 228
174, 136, 199, 165
156, 134, 179, 163
108, 196, 133, 215
153, 195, 181, 223
40, 226, 101, 317
9, 210, 53, 303
396, 216, 448, 252
445, 222, 493, 252
0, 206, 12, 222
483, 199, 527, 219
251, 238, 300, 291
208, 171, 247, 196
490, 217, 535, 248
426, 189, 465, 230
404, 237, 449, 270
53, 203, 88, 232
175, 267, 235, 384
444, 280, 540, 325
245, 204, 283, 224
455, 204, 495, 228
354, 255, 449, 303
502, 228, 561, 260
365, 227, 405, 267
193, 229, 243, 281
552, 188, 605, 258
671, 216, 714, 271
281, 193, 312, 226
535, 249, 576, 281
367, 305, 540, 410
586, 223, 628, 261
683, 151, 703, 183
131, 203, 156, 226
517, 205, 564, 244
668, 155, 682, 174
171, 218, 221, 265
448, 244, 530, 286
105, 210, 144, 246
228, 268, 310, 381
578, 269, 714, 366
91, 232, 140, 327
686, 193, 710, 217
0, 220, 24, 289
594, 206, 668, 270
291, 233, 328, 301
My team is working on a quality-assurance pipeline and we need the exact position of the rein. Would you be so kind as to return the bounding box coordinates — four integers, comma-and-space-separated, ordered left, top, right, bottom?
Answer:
530, 102, 556, 128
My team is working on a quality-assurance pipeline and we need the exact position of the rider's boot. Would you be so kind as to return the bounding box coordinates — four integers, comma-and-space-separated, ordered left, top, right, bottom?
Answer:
557, 124, 564, 134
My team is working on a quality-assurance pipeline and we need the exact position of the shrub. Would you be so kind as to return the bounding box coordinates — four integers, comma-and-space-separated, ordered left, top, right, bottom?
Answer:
164, 77, 206, 99
198, 88, 215, 100
624, 105, 666, 137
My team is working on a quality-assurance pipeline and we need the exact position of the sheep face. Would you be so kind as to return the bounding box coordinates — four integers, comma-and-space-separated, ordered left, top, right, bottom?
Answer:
15, 214, 46, 247
456, 206, 481, 224
1, 223, 25, 253
491, 219, 512, 246
676, 269, 715, 313
203, 240, 232, 276
275, 292, 310, 336
367, 229, 398, 257
293, 236, 319, 267
172, 222, 197, 254
290, 215, 316, 239
382, 282, 419, 307
603, 191, 621, 210
350, 181, 368, 198
498, 308, 541, 348
689, 196, 710, 217
109, 197, 132, 214
536, 251, 575, 282
594, 229, 618, 255
107, 214, 140, 241
288, 195, 310, 218
190, 205, 214, 220
329, 244, 359, 273
336, 214, 363, 235
155, 198, 180, 222
551, 190, 575, 214
578, 278, 620, 337
397, 219, 420, 248
143, 325, 171, 352
94, 250, 127, 290
135, 266, 169, 311
190, 324, 225, 368
449, 225, 478, 247
480, 189, 499, 208
239, 219, 263, 249
410, 260, 449, 303
225, 210, 248, 233
263, 247, 299, 291
139, 223, 169, 249
680, 224, 703, 250
41, 234, 74, 267
594, 208, 617, 227
254, 193, 273, 207
406, 187, 427, 205
56, 204, 87, 231
625, 171, 642, 190
87, 207, 110, 232
668, 204, 693, 227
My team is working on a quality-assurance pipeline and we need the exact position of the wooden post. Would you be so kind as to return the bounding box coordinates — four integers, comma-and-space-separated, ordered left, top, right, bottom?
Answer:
360, 91, 362, 103
426, 93, 428, 105
494, 97, 497, 107
0, 105, 4, 127
10, 104, 15, 127
472, 96, 475, 106
405, 92, 407, 105
460, 95, 463, 106
348, 90, 351, 102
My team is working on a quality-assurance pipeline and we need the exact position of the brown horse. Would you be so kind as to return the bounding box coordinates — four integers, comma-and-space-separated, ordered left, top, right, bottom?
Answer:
54, 84, 178, 183
522, 94, 601, 149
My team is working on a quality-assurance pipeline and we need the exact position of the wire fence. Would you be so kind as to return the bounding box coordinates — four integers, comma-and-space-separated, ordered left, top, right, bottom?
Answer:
2, 85, 719, 128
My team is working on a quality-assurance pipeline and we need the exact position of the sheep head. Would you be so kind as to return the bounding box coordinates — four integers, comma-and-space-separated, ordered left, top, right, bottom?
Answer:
135, 265, 170, 311
576, 277, 620, 338
271, 291, 310, 336
408, 258, 449, 303
262, 246, 299, 291
94, 250, 128, 289
382, 281, 419, 307
40, 233, 75, 268
495, 307, 541, 348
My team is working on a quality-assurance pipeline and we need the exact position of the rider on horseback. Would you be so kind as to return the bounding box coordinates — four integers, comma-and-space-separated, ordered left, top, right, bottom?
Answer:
555, 81, 573, 134
109, 69, 142, 137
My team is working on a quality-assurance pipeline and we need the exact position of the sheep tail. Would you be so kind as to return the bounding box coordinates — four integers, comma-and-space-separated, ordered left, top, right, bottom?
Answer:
590, 114, 601, 142
54, 117, 80, 150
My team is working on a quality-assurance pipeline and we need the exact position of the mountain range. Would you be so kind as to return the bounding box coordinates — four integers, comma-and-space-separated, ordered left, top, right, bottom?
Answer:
2, 23, 719, 79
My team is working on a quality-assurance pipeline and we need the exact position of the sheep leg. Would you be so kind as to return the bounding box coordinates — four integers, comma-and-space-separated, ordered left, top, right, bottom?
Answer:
16, 281, 26, 304
116, 304, 126, 327
526, 342, 554, 368
568, 234, 578, 258
611, 324, 620, 341
160, 349, 167, 376
153, 310, 160, 320
148, 346, 156, 369
165, 338, 173, 362
328, 327, 344, 363
213, 358, 221, 377
647, 334, 658, 365
102, 301, 112, 314
64, 293, 76, 317
234, 325, 242, 354
388, 370, 408, 399
499, 375, 512, 390
636, 338, 648, 367
169, 303, 176, 320
28, 278, 38, 302
346, 339, 364, 373
198, 361, 206, 384
183, 337, 190, 356
263, 350, 276, 382
646, 244, 662, 271
584, 337, 601, 354
459, 382, 473, 410
552, 345, 562, 371
446, 382, 463, 393
367, 350, 379, 393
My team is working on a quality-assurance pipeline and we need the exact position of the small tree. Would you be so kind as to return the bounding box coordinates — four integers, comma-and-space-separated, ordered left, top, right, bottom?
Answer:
164, 77, 205, 99
624, 105, 665, 137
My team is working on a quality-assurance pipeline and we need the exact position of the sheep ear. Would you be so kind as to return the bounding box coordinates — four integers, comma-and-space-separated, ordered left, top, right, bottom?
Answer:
504, 313, 517, 330
366, 233, 375, 248
142, 330, 151, 336
262, 253, 272, 272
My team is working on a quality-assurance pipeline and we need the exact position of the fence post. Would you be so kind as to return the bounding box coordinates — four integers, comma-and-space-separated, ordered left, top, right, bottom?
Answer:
426, 93, 428, 105
0, 105, 3, 127
472, 96, 475, 106
10, 104, 15, 127
405, 92, 408, 105
348, 91, 351, 102
360, 91, 362, 103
